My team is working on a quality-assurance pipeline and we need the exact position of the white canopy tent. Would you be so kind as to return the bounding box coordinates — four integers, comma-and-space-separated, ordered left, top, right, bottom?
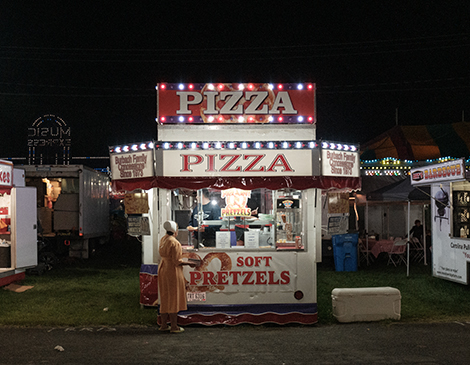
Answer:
358, 177, 430, 275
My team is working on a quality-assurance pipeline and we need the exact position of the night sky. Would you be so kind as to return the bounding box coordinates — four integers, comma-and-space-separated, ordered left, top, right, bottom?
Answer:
1, 1, 468, 160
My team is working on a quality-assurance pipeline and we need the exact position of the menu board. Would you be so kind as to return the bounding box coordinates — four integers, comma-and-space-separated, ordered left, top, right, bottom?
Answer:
124, 193, 149, 214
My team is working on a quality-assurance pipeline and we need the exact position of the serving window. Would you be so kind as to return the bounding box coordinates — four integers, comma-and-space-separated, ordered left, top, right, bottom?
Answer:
170, 187, 305, 251
452, 181, 470, 238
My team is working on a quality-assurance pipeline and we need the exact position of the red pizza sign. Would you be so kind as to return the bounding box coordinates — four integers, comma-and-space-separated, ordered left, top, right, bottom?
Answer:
157, 83, 315, 124
162, 149, 313, 177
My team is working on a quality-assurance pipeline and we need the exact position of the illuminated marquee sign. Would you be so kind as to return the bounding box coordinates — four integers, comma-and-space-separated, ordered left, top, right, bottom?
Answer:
28, 114, 71, 164
161, 149, 313, 177
410, 158, 465, 185
157, 83, 315, 124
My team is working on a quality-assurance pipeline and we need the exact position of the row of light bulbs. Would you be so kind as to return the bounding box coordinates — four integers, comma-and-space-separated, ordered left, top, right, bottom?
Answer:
110, 140, 358, 154
157, 115, 314, 123
157, 83, 315, 91
364, 170, 406, 176
362, 156, 461, 165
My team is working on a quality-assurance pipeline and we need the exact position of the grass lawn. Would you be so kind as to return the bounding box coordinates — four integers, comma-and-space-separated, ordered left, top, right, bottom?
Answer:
1, 240, 470, 327
317, 256, 470, 324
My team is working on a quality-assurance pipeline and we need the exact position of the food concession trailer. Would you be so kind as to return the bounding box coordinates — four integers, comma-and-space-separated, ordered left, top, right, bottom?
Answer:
411, 158, 470, 284
0, 159, 37, 286
110, 83, 361, 325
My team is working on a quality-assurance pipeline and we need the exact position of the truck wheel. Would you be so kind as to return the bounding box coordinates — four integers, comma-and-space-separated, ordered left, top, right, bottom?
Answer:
39, 252, 58, 271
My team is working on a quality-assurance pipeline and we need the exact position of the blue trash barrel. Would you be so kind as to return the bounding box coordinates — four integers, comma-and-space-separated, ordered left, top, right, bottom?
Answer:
332, 233, 358, 272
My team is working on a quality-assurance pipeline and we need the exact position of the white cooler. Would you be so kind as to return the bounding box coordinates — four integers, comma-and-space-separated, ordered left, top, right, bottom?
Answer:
331, 287, 401, 323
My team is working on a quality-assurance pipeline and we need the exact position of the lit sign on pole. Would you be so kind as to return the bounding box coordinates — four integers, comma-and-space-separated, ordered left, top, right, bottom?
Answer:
27, 115, 72, 165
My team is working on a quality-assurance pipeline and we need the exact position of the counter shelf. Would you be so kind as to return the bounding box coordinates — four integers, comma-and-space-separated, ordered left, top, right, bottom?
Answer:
182, 246, 277, 252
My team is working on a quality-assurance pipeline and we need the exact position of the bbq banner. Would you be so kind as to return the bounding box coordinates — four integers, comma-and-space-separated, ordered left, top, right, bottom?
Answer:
410, 158, 465, 186
157, 83, 315, 124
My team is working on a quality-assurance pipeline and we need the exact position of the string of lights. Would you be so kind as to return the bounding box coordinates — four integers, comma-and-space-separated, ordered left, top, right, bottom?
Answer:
0, 33, 466, 62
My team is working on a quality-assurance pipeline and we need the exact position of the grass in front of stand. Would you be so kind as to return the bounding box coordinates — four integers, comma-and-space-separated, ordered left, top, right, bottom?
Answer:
2, 243, 470, 327
317, 256, 470, 325
0, 237, 157, 327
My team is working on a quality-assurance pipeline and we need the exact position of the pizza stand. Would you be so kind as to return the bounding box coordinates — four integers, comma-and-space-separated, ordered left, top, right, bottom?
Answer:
0, 159, 38, 287
410, 158, 470, 285
109, 82, 361, 325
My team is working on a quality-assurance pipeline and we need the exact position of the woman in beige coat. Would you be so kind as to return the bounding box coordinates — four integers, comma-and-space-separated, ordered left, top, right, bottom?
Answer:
158, 220, 194, 333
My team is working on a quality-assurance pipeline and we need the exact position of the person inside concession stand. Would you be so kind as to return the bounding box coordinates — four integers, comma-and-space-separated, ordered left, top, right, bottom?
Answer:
187, 188, 221, 247
158, 220, 195, 333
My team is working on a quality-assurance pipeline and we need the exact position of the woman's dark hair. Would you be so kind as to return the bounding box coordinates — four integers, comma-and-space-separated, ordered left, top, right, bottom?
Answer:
167, 231, 174, 236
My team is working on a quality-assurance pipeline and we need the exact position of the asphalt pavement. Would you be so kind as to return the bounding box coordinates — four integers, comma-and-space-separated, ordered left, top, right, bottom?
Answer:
1, 321, 470, 364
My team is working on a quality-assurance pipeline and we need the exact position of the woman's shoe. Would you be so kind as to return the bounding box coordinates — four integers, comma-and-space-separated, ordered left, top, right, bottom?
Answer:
170, 327, 185, 333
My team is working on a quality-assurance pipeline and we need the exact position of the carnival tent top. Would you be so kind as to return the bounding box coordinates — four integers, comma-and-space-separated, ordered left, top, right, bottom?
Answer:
360, 122, 470, 161
366, 177, 430, 202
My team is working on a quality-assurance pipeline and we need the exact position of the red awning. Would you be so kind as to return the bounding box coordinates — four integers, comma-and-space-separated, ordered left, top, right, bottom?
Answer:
111, 175, 361, 193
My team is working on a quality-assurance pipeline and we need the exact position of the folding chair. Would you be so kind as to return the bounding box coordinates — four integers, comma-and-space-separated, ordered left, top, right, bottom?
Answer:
358, 238, 374, 266
410, 237, 425, 263
387, 239, 407, 266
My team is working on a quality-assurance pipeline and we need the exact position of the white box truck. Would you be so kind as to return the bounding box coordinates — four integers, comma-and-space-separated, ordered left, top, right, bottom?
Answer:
19, 165, 110, 259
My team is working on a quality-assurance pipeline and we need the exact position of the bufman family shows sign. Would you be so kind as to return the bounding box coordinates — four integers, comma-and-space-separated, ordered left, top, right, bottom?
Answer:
321, 150, 359, 177
110, 150, 154, 180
